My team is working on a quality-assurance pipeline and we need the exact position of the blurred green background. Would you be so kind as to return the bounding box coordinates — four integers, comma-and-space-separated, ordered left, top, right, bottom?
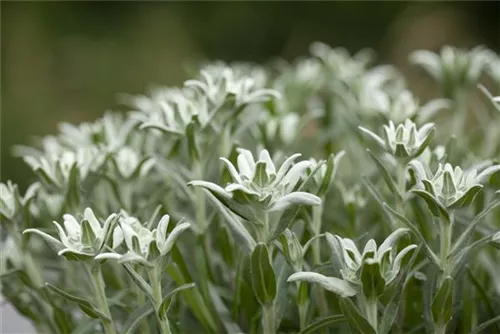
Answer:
1, 1, 499, 190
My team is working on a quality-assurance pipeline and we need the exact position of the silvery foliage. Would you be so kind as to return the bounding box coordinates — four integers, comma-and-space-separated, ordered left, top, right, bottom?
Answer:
95, 214, 190, 267
0, 181, 39, 221
359, 119, 435, 160
410, 160, 500, 214
2, 42, 500, 334
410, 45, 491, 97
132, 64, 281, 137
0, 237, 23, 271
190, 148, 321, 213
23, 208, 118, 260
288, 228, 417, 298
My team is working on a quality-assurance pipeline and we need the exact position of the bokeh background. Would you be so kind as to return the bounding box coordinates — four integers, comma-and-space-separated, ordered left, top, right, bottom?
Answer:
2, 1, 499, 190
0, 1, 499, 332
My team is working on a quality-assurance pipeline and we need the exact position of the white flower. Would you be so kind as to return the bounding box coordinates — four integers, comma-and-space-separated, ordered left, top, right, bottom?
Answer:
0, 237, 23, 271
190, 149, 321, 214
410, 161, 500, 214
0, 181, 39, 221
185, 65, 280, 109
410, 45, 491, 97
23, 147, 105, 190
111, 147, 155, 180
95, 214, 190, 267
288, 229, 417, 298
24, 208, 118, 261
359, 119, 435, 160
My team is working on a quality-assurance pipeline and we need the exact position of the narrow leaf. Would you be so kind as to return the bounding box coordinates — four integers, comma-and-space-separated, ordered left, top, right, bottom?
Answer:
251, 243, 276, 305
299, 315, 346, 334
339, 297, 377, 334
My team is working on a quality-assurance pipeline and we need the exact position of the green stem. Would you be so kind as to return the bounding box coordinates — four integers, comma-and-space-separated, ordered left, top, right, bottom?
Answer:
87, 265, 116, 334
135, 266, 150, 334
435, 321, 447, 334
149, 266, 172, 334
439, 218, 452, 276
365, 297, 378, 331
311, 205, 328, 316
262, 302, 276, 334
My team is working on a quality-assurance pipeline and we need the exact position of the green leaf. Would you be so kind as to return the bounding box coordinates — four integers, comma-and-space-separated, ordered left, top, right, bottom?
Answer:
339, 297, 377, 334
251, 243, 276, 305
71, 319, 100, 334
186, 120, 200, 161
360, 259, 385, 299
81, 219, 96, 247
366, 149, 402, 201
287, 272, 357, 297
471, 315, 500, 334
254, 161, 269, 187
208, 283, 244, 334
383, 203, 440, 266
204, 191, 256, 254
122, 303, 154, 334
466, 267, 500, 333
378, 292, 400, 334
451, 197, 500, 256
411, 189, 450, 223
158, 283, 196, 319
299, 315, 346, 334
53, 306, 74, 334
317, 151, 345, 197
166, 263, 218, 333
122, 264, 154, 303
431, 276, 454, 325
44, 283, 110, 321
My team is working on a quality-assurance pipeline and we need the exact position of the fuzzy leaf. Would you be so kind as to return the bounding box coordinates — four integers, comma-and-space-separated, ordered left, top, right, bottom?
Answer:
45, 283, 110, 321
288, 272, 357, 297
251, 243, 276, 305
158, 283, 196, 319
432, 276, 454, 325
269, 192, 321, 212
339, 297, 377, 334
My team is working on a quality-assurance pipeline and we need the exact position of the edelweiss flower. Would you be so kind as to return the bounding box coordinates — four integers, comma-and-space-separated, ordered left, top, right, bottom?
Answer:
23, 147, 105, 190
95, 214, 190, 267
0, 181, 39, 221
111, 147, 155, 180
185, 65, 280, 109
359, 119, 435, 160
24, 208, 118, 261
190, 149, 321, 214
288, 229, 417, 298
410, 46, 491, 98
410, 160, 500, 218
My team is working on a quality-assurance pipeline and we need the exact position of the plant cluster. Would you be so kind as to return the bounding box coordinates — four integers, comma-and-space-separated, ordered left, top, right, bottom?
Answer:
2, 42, 500, 334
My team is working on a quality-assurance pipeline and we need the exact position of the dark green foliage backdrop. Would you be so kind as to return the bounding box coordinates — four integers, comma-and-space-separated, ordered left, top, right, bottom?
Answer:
1, 1, 499, 189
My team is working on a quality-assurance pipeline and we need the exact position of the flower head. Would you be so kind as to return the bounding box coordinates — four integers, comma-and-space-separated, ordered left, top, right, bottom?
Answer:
23, 208, 118, 261
410, 46, 490, 98
410, 160, 500, 220
359, 119, 435, 160
0, 181, 39, 221
23, 147, 105, 190
95, 214, 190, 267
190, 148, 321, 215
288, 229, 417, 298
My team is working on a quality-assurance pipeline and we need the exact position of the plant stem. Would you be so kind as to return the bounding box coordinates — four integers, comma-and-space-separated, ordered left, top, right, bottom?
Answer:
365, 297, 378, 331
435, 321, 447, 334
149, 266, 172, 334
439, 216, 453, 277
262, 302, 276, 334
135, 266, 150, 334
87, 265, 116, 334
311, 205, 328, 316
